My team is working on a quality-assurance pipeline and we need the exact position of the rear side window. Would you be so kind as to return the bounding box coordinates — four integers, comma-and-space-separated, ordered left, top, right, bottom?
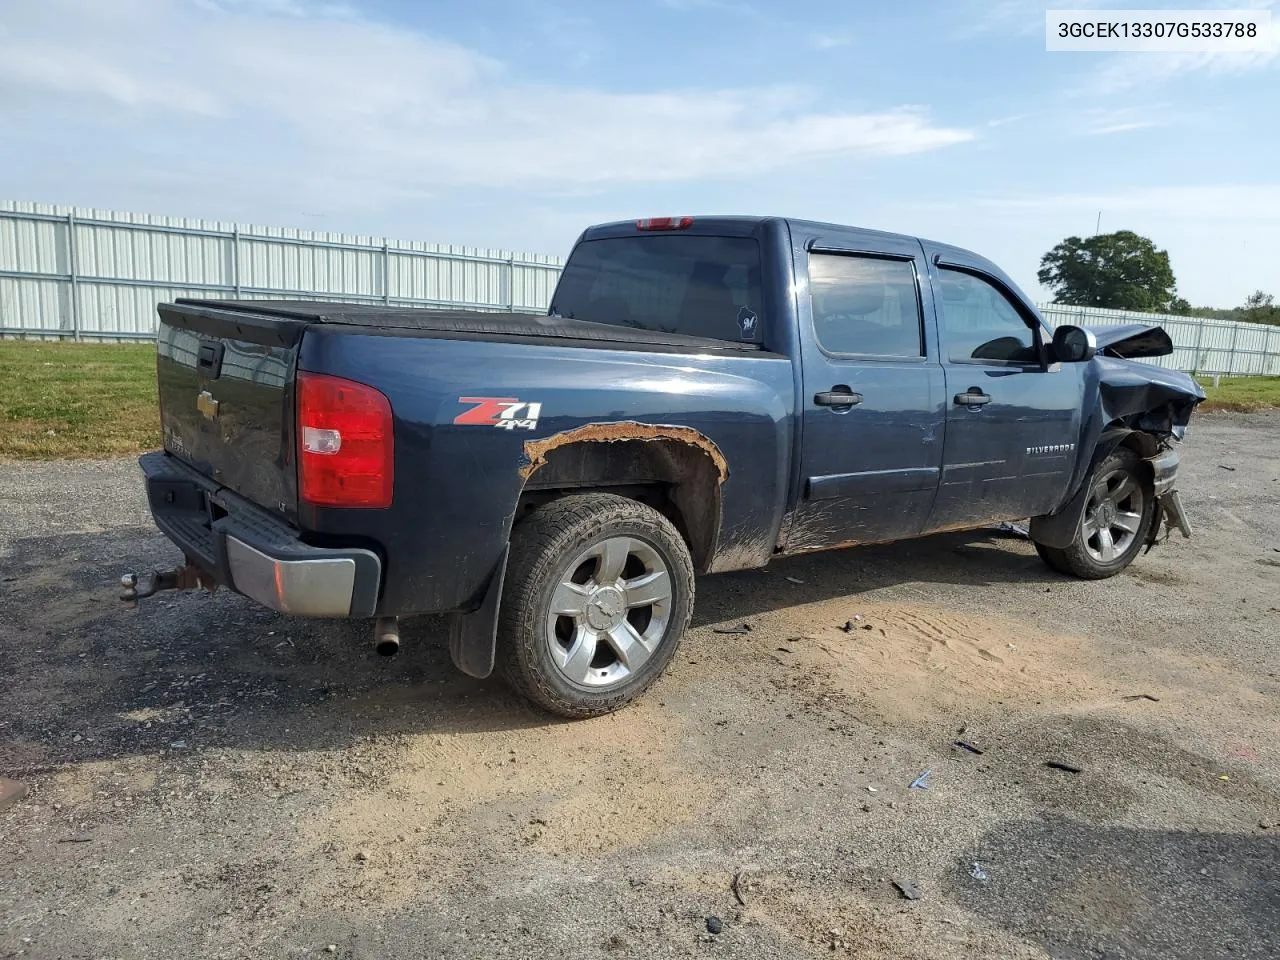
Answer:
809, 253, 923, 357
549, 236, 764, 343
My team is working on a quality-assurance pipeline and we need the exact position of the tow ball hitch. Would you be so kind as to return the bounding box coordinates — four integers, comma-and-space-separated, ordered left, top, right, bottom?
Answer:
119, 563, 218, 605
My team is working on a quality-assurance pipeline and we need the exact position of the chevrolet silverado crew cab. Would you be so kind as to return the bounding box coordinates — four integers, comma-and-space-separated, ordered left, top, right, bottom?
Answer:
126, 216, 1203, 717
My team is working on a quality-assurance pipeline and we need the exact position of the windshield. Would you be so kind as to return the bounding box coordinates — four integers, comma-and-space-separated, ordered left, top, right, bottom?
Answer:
549, 235, 765, 344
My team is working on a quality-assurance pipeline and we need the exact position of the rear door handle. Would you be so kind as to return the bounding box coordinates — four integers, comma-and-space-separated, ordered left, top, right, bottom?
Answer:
814, 390, 863, 407
954, 389, 991, 407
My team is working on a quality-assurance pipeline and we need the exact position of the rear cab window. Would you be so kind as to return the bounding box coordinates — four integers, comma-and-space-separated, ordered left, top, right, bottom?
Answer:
549, 235, 765, 344
809, 253, 923, 358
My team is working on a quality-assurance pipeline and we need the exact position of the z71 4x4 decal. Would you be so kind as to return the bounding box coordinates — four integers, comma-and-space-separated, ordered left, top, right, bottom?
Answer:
453, 397, 543, 431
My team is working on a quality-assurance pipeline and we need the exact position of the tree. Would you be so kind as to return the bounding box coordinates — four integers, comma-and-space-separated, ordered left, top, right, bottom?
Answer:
1037, 230, 1180, 312
1241, 290, 1280, 326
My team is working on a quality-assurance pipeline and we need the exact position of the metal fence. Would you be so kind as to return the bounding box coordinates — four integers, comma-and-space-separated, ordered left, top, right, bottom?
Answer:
0, 201, 565, 340
2, 201, 1277, 375
1038, 303, 1280, 377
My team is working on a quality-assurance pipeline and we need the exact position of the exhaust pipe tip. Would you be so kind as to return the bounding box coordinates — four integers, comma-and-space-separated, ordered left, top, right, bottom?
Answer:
374, 616, 400, 657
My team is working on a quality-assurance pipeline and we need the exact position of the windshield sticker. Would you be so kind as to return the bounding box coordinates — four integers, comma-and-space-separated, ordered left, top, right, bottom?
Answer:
454, 397, 543, 431
737, 307, 758, 340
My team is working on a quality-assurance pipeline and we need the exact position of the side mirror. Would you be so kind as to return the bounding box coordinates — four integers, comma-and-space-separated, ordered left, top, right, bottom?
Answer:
1051, 325, 1097, 363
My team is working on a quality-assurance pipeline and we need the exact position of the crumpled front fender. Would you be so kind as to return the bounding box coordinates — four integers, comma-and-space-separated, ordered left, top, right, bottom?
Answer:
1031, 324, 1204, 548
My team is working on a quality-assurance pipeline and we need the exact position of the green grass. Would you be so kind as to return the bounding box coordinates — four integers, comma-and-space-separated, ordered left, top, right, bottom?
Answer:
0, 340, 159, 459
1197, 375, 1280, 413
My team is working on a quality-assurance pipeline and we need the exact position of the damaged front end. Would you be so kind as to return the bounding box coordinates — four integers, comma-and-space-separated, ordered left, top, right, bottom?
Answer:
1092, 323, 1204, 441
1031, 322, 1204, 553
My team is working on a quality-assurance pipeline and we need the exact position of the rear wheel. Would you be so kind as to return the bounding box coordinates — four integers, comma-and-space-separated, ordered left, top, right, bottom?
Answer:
498, 493, 695, 718
1035, 447, 1156, 579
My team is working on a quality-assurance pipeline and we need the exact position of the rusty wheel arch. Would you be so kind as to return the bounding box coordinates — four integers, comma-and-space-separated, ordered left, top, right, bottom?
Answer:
515, 421, 728, 573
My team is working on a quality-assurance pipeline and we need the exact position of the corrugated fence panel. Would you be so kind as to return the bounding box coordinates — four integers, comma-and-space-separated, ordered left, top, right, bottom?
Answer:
239, 229, 383, 297
0, 201, 565, 338
513, 259, 562, 311
76, 284, 225, 338
76, 221, 230, 286
3, 201, 1277, 375
0, 277, 67, 334
0, 213, 63, 274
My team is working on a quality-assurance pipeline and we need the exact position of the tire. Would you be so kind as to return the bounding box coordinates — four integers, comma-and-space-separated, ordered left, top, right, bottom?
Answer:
1035, 447, 1156, 580
497, 493, 695, 718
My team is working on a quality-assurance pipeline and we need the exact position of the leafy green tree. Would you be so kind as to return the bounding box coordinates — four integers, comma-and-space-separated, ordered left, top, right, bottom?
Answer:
1241, 290, 1280, 326
1037, 230, 1180, 312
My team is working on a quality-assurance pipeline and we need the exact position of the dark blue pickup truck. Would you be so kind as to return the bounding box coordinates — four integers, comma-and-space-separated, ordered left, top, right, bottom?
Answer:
127, 215, 1203, 716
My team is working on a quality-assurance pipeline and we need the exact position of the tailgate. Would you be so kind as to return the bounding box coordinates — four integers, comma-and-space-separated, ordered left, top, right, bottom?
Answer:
156, 302, 307, 519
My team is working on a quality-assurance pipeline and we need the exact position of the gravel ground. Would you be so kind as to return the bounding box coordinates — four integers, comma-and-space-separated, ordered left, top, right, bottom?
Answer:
1, 412, 1277, 960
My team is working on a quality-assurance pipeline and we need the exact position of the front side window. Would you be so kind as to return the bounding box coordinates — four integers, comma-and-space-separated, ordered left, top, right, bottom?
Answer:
808, 253, 923, 357
937, 268, 1039, 364
549, 236, 764, 343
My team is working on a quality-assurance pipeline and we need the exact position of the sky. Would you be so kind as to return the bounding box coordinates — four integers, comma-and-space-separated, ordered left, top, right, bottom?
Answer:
1, 0, 1277, 307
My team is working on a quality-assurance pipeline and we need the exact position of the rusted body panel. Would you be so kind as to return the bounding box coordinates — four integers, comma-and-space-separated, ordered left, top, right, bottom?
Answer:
519, 421, 728, 483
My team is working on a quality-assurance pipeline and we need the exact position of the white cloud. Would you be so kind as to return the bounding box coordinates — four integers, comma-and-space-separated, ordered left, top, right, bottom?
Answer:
1085, 120, 1164, 135
0, 44, 224, 114
1084, 48, 1280, 95
809, 30, 855, 50
1073, 106, 1172, 137
962, 184, 1280, 221
0, 0, 973, 193
1076, 0, 1280, 93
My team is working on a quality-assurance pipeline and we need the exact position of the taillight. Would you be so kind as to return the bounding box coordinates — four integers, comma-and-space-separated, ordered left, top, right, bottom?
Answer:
636, 216, 694, 231
297, 372, 393, 508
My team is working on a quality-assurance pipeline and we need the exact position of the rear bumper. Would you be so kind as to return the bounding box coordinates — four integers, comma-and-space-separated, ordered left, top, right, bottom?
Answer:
140, 451, 381, 617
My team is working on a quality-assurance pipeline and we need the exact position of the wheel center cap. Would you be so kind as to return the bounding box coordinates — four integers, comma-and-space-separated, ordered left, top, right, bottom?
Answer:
1097, 500, 1117, 527
585, 586, 626, 631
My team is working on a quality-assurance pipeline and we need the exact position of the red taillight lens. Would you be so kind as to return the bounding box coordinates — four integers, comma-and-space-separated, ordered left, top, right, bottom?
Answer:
297, 372, 393, 508
636, 216, 694, 231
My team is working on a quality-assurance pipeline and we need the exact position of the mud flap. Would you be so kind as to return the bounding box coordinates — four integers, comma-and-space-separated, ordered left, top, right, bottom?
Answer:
1029, 479, 1092, 550
448, 543, 509, 679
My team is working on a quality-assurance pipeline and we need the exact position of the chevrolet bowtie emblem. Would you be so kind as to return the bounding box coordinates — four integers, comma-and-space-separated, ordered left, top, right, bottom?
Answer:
196, 390, 220, 421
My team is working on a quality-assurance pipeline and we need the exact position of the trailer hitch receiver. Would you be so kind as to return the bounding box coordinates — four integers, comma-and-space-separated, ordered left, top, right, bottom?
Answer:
119, 563, 218, 605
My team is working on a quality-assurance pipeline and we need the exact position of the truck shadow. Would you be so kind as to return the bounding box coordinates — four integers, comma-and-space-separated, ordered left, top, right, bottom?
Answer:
951, 816, 1279, 959
1, 524, 1059, 773
691, 526, 1060, 627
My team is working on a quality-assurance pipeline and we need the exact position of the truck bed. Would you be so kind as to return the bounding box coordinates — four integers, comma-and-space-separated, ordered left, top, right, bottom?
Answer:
167, 300, 769, 354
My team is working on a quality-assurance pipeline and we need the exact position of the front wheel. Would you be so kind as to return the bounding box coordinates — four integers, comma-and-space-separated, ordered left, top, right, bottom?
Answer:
1035, 447, 1156, 580
498, 493, 695, 718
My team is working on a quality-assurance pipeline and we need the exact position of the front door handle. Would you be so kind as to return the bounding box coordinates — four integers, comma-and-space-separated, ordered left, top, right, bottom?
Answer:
954, 389, 992, 407
815, 390, 863, 407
